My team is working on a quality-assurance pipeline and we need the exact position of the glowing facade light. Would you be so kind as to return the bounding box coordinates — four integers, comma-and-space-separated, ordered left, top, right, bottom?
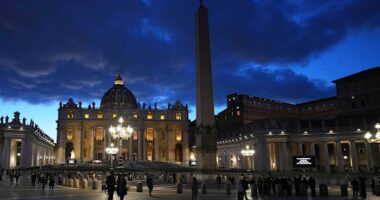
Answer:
364, 123, 380, 143
241, 145, 255, 157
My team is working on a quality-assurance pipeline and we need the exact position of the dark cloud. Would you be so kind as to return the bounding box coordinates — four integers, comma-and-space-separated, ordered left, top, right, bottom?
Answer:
0, 0, 379, 113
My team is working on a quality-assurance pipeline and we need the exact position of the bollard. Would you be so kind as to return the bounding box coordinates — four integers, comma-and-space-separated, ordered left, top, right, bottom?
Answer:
319, 184, 328, 197
136, 182, 143, 192
201, 183, 207, 194
74, 178, 80, 188
225, 183, 231, 195
176, 182, 183, 194
69, 178, 74, 187
87, 179, 93, 190
340, 184, 348, 196
275, 184, 283, 196
299, 183, 307, 196
92, 180, 98, 190
82, 179, 88, 189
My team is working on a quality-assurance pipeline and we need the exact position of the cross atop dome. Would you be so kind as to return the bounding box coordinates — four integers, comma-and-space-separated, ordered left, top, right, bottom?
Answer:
114, 72, 124, 85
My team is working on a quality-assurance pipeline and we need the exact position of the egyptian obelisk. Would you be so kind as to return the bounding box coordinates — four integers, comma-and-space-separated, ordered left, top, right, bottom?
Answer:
195, 0, 217, 172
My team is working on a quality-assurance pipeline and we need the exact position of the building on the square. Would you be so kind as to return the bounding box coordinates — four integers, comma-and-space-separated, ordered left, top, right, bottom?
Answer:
55, 73, 190, 165
216, 66, 380, 173
0, 112, 55, 169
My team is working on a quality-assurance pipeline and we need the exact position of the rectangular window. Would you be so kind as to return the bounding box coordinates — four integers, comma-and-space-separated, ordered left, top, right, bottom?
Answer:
175, 130, 182, 142
112, 114, 117, 118
146, 128, 154, 141
67, 128, 73, 141
67, 111, 74, 119
160, 114, 165, 120
133, 132, 138, 141
175, 112, 182, 120
237, 111, 241, 116
147, 113, 153, 120
97, 113, 103, 119
84, 114, 89, 119
95, 128, 104, 141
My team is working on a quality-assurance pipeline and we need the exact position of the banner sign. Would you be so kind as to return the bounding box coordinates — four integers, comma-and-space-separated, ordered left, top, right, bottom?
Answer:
292, 156, 316, 168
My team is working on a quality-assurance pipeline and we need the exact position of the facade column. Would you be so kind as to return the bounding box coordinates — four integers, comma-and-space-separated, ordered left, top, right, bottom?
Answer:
322, 142, 330, 173
129, 136, 133, 160
154, 129, 159, 161
254, 137, 270, 171
91, 128, 95, 160
335, 141, 344, 173
365, 141, 373, 172
2, 137, 10, 169
138, 129, 143, 160
79, 125, 84, 163
298, 142, 303, 155
103, 128, 108, 160
350, 141, 358, 173
21, 138, 31, 168
310, 143, 316, 172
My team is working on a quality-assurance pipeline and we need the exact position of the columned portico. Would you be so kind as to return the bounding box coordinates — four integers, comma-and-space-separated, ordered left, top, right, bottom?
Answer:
335, 141, 344, 173
350, 141, 358, 172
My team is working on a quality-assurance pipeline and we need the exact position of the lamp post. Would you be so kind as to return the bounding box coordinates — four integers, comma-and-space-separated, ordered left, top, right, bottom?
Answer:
364, 123, 380, 143
105, 143, 119, 170
108, 117, 134, 163
241, 145, 255, 170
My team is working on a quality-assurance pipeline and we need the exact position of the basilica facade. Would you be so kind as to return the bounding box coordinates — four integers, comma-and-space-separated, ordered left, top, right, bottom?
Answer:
55, 73, 190, 165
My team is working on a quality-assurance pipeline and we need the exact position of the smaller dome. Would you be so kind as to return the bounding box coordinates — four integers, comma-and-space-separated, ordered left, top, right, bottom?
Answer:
100, 73, 138, 109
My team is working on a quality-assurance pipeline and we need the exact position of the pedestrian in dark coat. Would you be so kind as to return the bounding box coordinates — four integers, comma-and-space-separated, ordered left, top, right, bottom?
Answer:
117, 175, 127, 200
308, 176, 316, 196
351, 178, 359, 200
191, 177, 198, 200
106, 172, 116, 200
147, 174, 154, 196
49, 176, 55, 191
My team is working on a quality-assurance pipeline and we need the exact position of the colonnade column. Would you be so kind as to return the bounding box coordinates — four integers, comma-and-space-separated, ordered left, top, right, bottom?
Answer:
322, 142, 330, 173
335, 141, 344, 173
91, 128, 95, 160
103, 128, 108, 160
310, 143, 316, 172
350, 141, 358, 173
365, 141, 373, 172
154, 129, 159, 161
282, 142, 290, 171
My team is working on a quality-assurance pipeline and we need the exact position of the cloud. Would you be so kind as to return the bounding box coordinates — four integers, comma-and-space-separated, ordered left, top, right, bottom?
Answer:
0, 0, 378, 114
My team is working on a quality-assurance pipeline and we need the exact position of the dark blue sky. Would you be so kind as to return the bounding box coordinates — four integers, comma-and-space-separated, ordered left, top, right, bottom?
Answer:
1, 0, 380, 140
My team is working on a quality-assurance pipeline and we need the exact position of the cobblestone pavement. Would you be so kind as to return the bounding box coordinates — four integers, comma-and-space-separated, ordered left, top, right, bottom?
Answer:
0, 177, 378, 200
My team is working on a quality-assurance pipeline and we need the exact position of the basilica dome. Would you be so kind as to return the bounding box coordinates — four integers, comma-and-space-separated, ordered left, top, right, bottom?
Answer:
100, 73, 138, 109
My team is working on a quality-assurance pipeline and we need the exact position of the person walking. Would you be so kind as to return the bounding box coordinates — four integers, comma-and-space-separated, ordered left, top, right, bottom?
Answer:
241, 176, 249, 200
31, 173, 36, 187
191, 177, 198, 200
351, 178, 359, 200
0, 169, 3, 183
14, 172, 20, 186
147, 174, 154, 196
49, 175, 55, 191
116, 175, 127, 200
308, 176, 316, 196
41, 175, 47, 191
237, 178, 244, 200
106, 172, 116, 200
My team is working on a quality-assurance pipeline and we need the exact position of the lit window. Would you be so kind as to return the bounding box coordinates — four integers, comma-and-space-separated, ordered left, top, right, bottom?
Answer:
133, 132, 138, 141
67, 128, 73, 141
97, 113, 103, 119
236, 106, 239, 109
95, 128, 104, 141
160, 114, 165, 120
84, 114, 89, 119
175, 130, 182, 142
112, 114, 117, 118
133, 113, 138, 119
147, 113, 153, 120
237, 111, 240, 116
67, 112, 74, 119
175, 112, 182, 120
146, 128, 154, 141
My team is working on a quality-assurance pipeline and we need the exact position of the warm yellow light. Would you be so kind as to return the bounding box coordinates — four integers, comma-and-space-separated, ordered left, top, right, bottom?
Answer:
175, 130, 182, 141
118, 117, 124, 123
175, 112, 182, 120
133, 113, 138, 119
97, 113, 103, 119
112, 114, 118, 119
147, 114, 153, 120
84, 114, 89, 119
160, 114, 165, 120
